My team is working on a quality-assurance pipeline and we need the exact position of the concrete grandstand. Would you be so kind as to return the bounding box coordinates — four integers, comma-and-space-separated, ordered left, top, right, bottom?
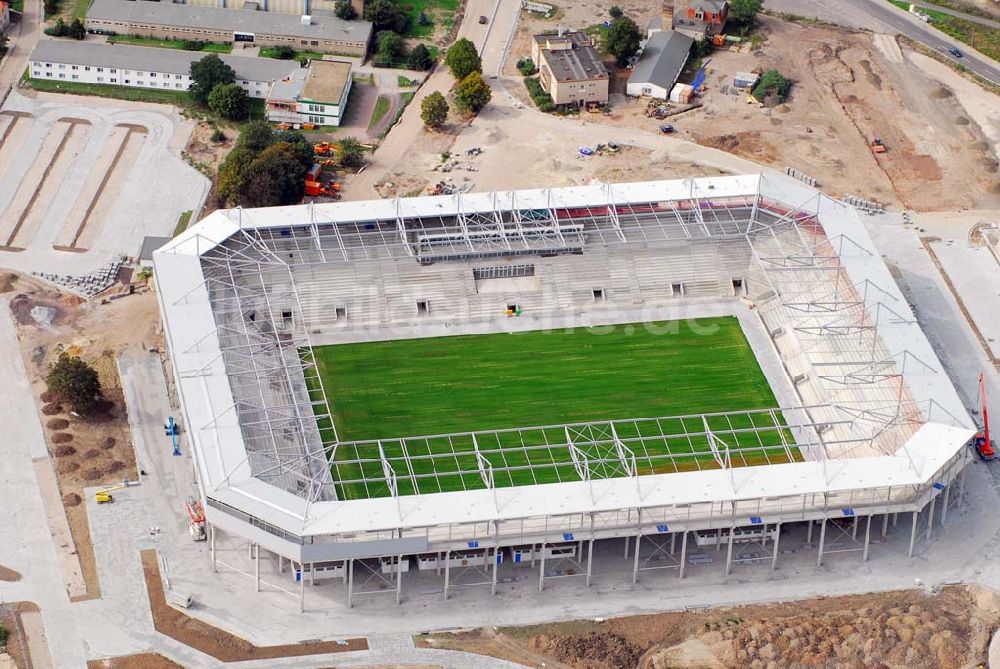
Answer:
153, 175, 975, 609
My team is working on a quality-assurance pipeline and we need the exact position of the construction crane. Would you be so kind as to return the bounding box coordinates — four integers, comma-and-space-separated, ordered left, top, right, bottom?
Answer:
185, 497, 207, 541
975, 373, 997, 461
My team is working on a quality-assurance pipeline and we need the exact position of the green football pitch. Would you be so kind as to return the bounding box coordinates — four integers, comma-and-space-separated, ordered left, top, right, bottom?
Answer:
309, 317, 797, 500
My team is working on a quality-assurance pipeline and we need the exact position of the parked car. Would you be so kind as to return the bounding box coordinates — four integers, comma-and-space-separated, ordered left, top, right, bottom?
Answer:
948, 46, 964, 58
479, 15, 488, 24
659, 125, 674, 134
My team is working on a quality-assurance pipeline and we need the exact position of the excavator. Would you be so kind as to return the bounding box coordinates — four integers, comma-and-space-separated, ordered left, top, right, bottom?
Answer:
974, 373, 997, 461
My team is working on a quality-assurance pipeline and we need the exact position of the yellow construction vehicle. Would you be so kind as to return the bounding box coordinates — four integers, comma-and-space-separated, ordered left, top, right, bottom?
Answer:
95, 483, 129, 504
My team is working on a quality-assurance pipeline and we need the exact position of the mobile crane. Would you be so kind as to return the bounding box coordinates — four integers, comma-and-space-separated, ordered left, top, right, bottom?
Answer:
975, 373, 997, 461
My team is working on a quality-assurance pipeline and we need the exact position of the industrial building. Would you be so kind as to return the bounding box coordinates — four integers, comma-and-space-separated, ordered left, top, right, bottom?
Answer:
530, 31, 609, 107
179, 0, 363, 19
29, 40, 301, 98
627, 29, 693, 100
265, 59, 352, 127
153, 175, 974, 610
85, 0, 373, 56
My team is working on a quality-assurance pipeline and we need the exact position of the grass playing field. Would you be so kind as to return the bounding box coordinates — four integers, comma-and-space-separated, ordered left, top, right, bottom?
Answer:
309, 317, 796, 499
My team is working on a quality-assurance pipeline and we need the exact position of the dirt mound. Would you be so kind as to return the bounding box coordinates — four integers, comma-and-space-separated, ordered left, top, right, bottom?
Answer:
52, 432, 74, 444
0, 564, 21, 582
954, 116, 970, 125
63, 493, 82, 507
42, 403, 63, 415
931, 85, 953, 98
58, 460, 80, 474
988, 181, 1000, 194
105, 460, 126, 475
81, 468, 102, 481
40, 389, 57, 403
698, 132, 777, 163
47, 418, 70, 430
54, 445, 77, 457
103, 437, 117, 450
548, 632, 643, 668
82, 448, 100, 460
0, 273, 16, 294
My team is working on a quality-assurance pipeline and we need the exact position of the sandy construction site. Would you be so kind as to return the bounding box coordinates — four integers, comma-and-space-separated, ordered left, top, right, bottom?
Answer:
0, 92, 208, 277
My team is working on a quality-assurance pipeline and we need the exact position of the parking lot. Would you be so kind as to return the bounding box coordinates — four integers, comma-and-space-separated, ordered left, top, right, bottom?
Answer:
0, 91, 209, 278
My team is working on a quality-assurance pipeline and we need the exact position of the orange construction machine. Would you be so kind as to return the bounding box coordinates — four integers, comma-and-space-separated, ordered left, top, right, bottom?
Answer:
975, 373, 997, 461
185, 497, 207, 541
871, 137, 886, 154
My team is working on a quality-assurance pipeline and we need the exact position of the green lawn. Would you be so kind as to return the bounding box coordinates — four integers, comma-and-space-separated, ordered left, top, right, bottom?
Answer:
886, 0, 1000, 62
311, 317, 796, 499
368, 94, 391, 129
173, 210, 193, 237
108, 35, 232, 53
393, 0, 459, 38
27, 77, 193, 105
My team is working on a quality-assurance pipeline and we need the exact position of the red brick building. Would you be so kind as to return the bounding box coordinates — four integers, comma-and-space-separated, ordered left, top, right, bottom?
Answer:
671, 0, 728, 39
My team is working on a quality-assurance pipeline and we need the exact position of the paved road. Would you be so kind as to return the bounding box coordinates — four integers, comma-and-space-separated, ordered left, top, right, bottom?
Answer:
0, 0, 43, 105
908, 0, 1000, 29
770, 0, 1000, 84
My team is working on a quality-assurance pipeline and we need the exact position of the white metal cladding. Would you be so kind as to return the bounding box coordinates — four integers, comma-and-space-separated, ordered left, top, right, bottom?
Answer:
154, 174, 974, 551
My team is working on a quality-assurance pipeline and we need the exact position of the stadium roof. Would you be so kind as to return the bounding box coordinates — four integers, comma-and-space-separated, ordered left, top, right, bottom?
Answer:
86, 0, 373, 45
29, 39, 301, 82
154, 175, 974, 545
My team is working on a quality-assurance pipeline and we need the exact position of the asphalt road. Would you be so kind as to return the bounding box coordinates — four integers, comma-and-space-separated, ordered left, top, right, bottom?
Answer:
770, 0, 1000, 84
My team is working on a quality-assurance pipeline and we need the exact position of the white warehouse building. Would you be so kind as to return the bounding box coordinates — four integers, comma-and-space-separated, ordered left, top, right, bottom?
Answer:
29, 39, 301, 99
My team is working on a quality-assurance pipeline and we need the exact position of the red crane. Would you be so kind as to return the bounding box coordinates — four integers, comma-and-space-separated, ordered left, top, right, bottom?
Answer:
975, 373, 997, 461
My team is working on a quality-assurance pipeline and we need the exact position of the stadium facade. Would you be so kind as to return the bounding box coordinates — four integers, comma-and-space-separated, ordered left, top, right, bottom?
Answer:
154, 175, 975, 608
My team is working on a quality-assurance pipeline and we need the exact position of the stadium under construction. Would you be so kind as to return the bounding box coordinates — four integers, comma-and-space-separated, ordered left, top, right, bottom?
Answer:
154, 175, 975, 610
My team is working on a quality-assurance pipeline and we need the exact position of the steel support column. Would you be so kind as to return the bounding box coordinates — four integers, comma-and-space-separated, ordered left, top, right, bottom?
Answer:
816, 519, 827, 567
632, 534, 641, 584
908, 510, 919, 557
443, 550, 451, 600
538, 541, 547, 592
881, 513, 889, 537
941, 483, 951, 526
623, 536, 630, 560
925, 496, 936, 542
299, 561, 305, 613
959, 468, 967, 507
586, 539, 594, 587
210, 525, 216, 573
725, 526, 735, 575
254, 543, 260, 592
491, 546, 499, 596
806, 519, 814, 543
395, 555, 403, 605
347, 559, 354, 608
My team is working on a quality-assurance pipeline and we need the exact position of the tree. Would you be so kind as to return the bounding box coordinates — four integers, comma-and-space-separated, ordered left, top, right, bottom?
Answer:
407, 43, 433, 71
271, 44, 296, 59
516, 57, 537, 76
752, 69, 791, 103
44, 17, 67, 36
337, 137, 365, 168
334, 0, 357, 20
729, 0, 764, 28
47, 354, 102, 416
67, 18, 85, 40
273, 128, 315, 168
420, 91, 449, 129
454, 71, 491, 113
445, 37, 481, 80
217, 145, 257, 205
207, 83, 250, 120
609, 5, 623, 18
43, 0, 59, 18
363, 0, 409, 34
606, 16, 641, 67
239, 120, 274, 152
240, 142, 311, 207
373, 30, 404, 67
189, 54, 235, 104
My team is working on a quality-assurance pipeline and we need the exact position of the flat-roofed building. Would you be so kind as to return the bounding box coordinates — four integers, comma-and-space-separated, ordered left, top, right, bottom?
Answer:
85, 0, 372, 56
28, 39, 300, 98
530, 31, 609, 107
266, 59, 352, 127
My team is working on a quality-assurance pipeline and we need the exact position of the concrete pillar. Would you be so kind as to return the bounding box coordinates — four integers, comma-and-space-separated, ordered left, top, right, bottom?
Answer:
908, 510, 919, 558
310, 562, 315, 586
278, 555, 284, 575
670, 532, 676, 555
724, 526, 735, 576
623, 535, 630, 560
925, 496, 936, 542
530, 543, 536, 568
881, 512, 889, 537
771, 523, 781, 571
395, 555, 403, 605
254, 543, 260, 592
210, 525, 217, 573
299, 561, 305, 613
816, 518, 827, 567
632, 534, 641, 584
491, 546, 499, 596
958, 468, 967, 507
679, 531, 688, 579
806, 519, 814, 544
893, 512, 898, 528
941, 483, 951, 526
435, 551, 442, 576
585, 539, 594, 587
346, 558, 354, 608
851, 515, 859, 540
443, 550, 451, 600
538, 541, 547, 592
862, 515, 872, 563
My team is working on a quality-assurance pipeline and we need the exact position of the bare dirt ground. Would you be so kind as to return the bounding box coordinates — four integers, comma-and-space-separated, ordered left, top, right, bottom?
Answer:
139, 549, 368, 662
501, 13, 999, 211
7, 275, 155, 600
418, 585, 1000, 669
183, 120, 237, 176
0, 565, 22, 582
86, 653, 185, 669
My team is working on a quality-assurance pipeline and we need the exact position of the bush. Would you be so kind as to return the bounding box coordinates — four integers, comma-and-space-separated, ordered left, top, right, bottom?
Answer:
44, 17, 66, 37
609, 5, 623, 18
210, 128, 227, 143
181, 39, 207, 51
524, 76, 554, 111
271, 44, 296, 59
67, 18, 85, 40
516, 57, 537, 76
408, 43, 433, 71
752, 69, 791, 103
418, 10, 431, 25
337, 137, 365, 168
